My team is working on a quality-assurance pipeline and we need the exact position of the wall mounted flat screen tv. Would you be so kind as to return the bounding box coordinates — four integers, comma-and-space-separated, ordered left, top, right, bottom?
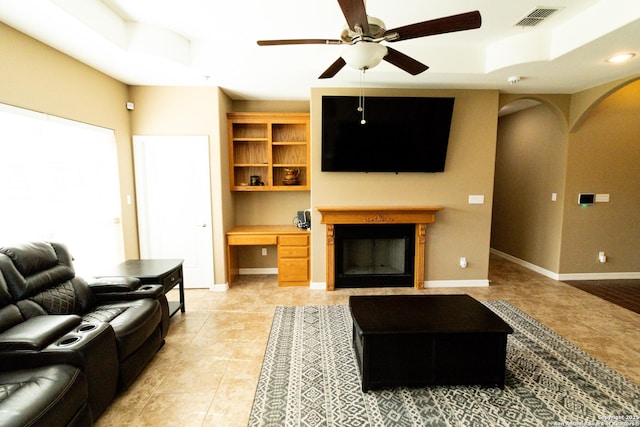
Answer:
321, 96, 455, 172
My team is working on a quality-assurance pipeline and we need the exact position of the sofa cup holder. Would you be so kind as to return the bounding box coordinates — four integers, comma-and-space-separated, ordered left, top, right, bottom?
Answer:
77, 323, 97, 333
58, 336, 81, 346
140, 285, 153, 291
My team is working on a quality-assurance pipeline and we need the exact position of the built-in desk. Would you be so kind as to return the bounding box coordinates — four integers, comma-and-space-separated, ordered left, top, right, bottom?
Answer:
226, 225, 310, 287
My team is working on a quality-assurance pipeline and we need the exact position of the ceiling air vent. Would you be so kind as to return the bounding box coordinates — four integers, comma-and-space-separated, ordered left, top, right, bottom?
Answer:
515, 7, 561, 27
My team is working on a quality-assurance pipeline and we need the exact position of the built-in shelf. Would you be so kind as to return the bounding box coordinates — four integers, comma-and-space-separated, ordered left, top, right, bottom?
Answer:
228, 112, 310, 191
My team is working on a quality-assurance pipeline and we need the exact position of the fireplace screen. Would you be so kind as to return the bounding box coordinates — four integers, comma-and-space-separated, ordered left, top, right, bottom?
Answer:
335, 224, 414, 288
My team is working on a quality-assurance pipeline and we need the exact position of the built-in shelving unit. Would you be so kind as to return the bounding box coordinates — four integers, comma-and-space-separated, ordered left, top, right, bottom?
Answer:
227, 112, 310, 191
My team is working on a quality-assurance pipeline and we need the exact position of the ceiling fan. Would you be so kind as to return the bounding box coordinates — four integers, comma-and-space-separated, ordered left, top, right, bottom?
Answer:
257, 0, 481, 79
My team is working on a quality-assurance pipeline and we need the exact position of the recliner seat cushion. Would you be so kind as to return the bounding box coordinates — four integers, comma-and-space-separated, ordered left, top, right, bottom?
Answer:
83, 298, 161, 361
0, 364, 90, 427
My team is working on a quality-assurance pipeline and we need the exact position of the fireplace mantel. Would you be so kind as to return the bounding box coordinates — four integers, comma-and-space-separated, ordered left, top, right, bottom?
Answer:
317, 206, 444, 291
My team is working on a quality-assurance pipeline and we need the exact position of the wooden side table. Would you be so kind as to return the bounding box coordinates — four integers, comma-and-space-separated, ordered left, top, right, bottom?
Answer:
99, 259, 185, 317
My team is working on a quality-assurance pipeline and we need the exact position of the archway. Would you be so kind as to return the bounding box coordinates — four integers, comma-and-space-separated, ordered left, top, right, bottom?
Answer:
491, 98, 568, 275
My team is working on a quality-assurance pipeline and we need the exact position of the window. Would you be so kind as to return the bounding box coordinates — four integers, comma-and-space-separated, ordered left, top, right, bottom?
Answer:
0, 103, 124, 276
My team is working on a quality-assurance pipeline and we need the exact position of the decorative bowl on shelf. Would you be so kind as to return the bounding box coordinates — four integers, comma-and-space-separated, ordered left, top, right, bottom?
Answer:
282, 168, 300, 185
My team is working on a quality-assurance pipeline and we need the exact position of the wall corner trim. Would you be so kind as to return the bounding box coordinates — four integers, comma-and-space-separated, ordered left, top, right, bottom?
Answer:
490, 248, 561, 280
211, 283, 229, 292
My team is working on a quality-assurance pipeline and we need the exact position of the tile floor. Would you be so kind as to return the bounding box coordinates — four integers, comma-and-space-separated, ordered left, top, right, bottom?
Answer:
95, 255, 640, 426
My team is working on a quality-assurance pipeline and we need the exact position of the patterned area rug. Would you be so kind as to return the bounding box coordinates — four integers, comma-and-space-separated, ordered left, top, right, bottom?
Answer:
249, 302, 640, 427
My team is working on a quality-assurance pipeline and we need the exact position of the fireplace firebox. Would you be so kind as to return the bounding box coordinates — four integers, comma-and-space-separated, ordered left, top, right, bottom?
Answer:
317, 206, 443, 291
335, 224, 415, 288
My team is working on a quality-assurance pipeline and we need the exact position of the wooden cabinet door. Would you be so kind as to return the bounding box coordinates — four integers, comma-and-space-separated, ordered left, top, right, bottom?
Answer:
278, 258, 309, 283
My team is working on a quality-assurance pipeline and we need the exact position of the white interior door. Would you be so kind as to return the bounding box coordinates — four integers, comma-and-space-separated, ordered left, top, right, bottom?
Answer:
133, 136, 214, 288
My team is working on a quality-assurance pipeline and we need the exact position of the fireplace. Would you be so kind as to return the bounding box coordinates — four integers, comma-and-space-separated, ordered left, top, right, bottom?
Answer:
317, 206, 443, 291
335, 224, 414, 288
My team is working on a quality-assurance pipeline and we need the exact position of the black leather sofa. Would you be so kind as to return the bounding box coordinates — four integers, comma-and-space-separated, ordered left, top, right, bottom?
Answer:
0, 242, 171, 425
0, 364, 91, 426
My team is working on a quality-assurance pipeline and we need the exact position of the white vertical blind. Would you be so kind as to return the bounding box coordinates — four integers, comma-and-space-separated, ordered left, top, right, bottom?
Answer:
0, 103, 124, 276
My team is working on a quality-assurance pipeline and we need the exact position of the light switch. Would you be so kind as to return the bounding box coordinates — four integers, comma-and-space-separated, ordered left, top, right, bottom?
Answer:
468, 195, 485, 204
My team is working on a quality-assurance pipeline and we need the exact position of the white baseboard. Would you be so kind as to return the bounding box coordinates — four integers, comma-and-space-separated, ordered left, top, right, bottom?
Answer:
424, 280, 489, 288
309, 281, 488, 290
310, 281, 327, 290
490, 248, 640, 281
490, 249, 560, 280
557, 272, 640, 280
210, 283, 229, 292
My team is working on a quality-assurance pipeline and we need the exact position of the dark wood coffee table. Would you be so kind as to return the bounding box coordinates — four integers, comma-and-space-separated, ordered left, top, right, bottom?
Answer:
349, 294, 513, 391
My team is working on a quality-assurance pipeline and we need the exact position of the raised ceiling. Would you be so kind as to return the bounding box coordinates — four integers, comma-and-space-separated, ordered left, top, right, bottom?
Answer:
1, 0, 639, 100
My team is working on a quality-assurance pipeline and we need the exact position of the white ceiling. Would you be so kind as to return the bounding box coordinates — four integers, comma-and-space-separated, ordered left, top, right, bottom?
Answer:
1, 0, 639, 100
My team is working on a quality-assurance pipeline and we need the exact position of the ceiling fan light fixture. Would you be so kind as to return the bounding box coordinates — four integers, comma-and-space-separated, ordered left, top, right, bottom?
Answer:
342, 42, 388, 71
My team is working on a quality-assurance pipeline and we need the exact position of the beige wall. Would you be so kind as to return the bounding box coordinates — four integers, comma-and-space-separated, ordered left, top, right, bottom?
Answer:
560, 79, 640, 274
310, 87, 500, 284
128, 86, 232, 284
493, 80, 640, 277
0, 23, 138, 258
492, 104, 568, 272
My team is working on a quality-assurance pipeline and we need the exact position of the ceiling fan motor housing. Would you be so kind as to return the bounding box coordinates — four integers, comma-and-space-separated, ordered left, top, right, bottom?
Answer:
341, 15, 387, 43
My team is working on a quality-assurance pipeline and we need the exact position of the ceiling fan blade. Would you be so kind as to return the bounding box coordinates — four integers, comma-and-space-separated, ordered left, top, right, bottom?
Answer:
319, 57, 347, 79
257, 39, 343, 46
337, 0, 370, 34
385, 10, 481, 42
383, 47, 429, 75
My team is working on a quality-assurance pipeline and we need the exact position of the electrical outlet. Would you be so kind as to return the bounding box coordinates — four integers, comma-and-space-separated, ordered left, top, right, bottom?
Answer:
261, 248, 267, 256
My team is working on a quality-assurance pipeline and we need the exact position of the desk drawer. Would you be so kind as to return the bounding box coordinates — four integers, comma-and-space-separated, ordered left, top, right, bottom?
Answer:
228, 235, 277, 245
279, 235, 309, 246
279, 246, 308, 258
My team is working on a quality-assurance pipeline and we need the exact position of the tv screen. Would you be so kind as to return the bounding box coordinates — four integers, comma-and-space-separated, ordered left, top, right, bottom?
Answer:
321, 96, 455, 172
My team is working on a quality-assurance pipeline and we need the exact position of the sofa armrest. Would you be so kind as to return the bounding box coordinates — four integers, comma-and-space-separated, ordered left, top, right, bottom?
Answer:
88, 276, 141, 293
0, 315, 81, 351
93, 283, 165, 302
